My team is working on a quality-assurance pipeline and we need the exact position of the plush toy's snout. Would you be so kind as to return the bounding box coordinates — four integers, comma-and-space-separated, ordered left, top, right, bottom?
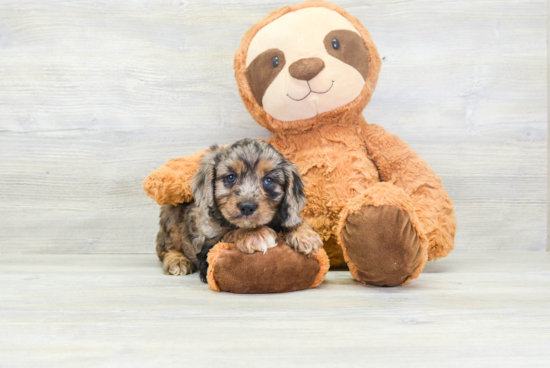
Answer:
288, 57, 325, 80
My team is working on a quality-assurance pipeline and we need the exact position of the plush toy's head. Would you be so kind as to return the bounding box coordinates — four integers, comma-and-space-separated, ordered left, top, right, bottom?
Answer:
234, 0, 381, 134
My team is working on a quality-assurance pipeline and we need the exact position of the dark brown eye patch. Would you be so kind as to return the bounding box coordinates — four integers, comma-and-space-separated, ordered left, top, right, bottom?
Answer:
323, 30, 369, 80
246, 48, 286, 107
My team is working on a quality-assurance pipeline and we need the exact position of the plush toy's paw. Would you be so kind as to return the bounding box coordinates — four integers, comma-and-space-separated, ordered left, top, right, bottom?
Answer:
284, 222, 323, 256
340, 205, 427, 286
224, 226, 278, 254
162, 251, 194, 276
143, 150, 208, 206
206, 239, 330, 294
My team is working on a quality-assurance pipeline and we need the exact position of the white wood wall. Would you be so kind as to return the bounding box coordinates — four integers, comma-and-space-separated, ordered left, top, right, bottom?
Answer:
547, 0, 549, 250
0, 0, 547, 254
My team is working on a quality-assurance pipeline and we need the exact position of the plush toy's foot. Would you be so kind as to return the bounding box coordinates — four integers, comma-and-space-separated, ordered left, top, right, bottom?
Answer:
341, 205, 425, 286
338, 183, 429, 286
206, 238, 330, 294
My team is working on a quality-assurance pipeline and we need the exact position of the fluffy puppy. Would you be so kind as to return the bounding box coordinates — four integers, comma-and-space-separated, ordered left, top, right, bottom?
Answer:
156, 138, 322, 282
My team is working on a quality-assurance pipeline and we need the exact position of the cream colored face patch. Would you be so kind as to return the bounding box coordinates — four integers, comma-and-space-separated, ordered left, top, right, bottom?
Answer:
246, 7, 369, 122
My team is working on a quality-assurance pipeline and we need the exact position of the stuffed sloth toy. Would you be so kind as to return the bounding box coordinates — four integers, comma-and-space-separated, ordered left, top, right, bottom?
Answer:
144, 0, 456, 291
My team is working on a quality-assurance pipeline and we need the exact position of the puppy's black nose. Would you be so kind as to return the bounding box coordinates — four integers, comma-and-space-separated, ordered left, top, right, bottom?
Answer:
238, 202, 257, 216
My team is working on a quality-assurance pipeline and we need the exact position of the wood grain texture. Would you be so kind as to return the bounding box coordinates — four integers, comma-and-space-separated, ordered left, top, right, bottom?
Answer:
0, 0, 547, 254
0, 253, 549, 367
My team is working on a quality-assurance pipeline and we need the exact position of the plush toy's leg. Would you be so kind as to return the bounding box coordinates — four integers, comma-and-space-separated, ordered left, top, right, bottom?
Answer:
206, 240, 330, 293
337, 182, 429, 286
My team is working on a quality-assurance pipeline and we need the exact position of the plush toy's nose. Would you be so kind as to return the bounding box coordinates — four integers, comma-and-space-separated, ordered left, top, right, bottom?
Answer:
289, 57, 325, 81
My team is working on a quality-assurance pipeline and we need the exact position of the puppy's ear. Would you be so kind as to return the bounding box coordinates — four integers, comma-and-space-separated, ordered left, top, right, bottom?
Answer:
191, 145, 220, 215
280, 161, 306, 229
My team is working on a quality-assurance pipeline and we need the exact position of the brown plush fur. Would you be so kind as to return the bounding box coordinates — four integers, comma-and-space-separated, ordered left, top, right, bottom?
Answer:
311, 247, 330, 288
206, 242, 233, 292
143, 0, 456, 286
144, 149, 208, 206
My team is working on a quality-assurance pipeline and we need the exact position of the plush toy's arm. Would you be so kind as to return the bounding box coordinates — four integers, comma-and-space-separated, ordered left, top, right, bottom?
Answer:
142, 149, 208, 206
361, 123, 456, 260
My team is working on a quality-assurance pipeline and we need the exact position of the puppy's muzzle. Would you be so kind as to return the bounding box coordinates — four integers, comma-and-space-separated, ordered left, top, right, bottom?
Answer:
238, 202, 257, 216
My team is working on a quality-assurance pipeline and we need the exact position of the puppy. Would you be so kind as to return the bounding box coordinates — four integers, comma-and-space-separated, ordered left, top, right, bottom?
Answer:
156, 138, 322, 282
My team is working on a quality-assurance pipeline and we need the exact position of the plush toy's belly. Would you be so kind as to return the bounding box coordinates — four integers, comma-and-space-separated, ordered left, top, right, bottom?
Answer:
281, 141, 380, 268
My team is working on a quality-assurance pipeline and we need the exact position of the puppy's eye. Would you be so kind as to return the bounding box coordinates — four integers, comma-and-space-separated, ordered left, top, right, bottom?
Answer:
272, 56, 279, 68
263, 177, 274, 187
332, 38, 340, 50
224, 174, 236, 185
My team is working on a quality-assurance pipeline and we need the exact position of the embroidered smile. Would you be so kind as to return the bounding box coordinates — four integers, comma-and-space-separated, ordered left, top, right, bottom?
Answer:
287, 80, 334, 101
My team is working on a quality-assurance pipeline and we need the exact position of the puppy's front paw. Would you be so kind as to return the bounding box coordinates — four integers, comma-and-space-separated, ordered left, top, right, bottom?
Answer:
228, 227, 278, 254
284, 222, 323, 256
162, 251, 194, 276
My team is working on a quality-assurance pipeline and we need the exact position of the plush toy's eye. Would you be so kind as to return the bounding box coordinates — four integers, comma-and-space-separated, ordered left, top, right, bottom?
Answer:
272, 56, 279, 68
332, 38, 340, 50
263, 177, 274, 187
224, 174, 236, 185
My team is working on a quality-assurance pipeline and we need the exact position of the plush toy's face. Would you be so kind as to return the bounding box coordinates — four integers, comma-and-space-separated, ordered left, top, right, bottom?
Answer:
245, 7, 369, 122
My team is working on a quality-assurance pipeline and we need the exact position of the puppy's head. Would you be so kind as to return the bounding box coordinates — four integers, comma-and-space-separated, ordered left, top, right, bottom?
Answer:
191, 139, 305, 229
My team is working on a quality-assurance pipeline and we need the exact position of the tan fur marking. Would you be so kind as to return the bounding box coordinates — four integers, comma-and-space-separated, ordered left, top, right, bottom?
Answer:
228, 158, 246, 177
256, 159, 277, 177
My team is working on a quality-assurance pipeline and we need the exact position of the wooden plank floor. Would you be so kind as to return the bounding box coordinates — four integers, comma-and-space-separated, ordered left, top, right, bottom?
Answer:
1, 252, 549, 367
